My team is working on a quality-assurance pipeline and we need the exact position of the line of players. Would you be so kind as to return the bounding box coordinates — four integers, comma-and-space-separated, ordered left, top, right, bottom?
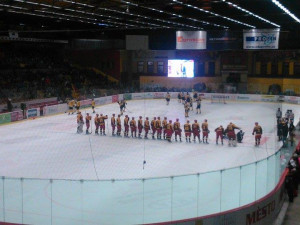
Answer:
77, 112, 263, 146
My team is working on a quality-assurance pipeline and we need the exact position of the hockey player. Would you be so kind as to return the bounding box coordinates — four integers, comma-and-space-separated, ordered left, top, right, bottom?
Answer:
68, 99, 75, 115
162, 117, 168, 140
276, 108, 282, 124
124, 115, 129, 137
201, 119, 209, 144
166, 120, 173, 142
177, 92, 182, 103
151, 117, 157, 139
215, 125, 224, 145
289, 121, 295, 146
138, 116, 143, 138
184, 101, 190, 118
186, 93, 192, 111
173, 119, 182, 142
225, 122, 240, 146
144, 117, 150, 139
193, 92, 198, 102
99, 114, 108, 135
192, 120, 201, 143
91, 99, 96, 113
166, 92, 171, 105
118, 100, 126, 115
156, 117, 162, 140
85, 113, 92, 134
289, 110, 295, 123
130, 117, 137, 138
77, 112, 84, 134
94, 114, 100, 135
111, 114, 116, 136
252, 122, 263, 146
76, 101, 80, 113
184, 120, 192, 143
181, 92, 185, 103
196, 96, 201, 114
117, 114, 122, 136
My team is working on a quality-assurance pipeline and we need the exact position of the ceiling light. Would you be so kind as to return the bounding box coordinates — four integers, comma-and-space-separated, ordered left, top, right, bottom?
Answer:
271, 0, 300, 23
222, 0, 280, 27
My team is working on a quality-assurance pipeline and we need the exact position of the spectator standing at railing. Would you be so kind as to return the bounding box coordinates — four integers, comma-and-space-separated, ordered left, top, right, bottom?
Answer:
7, 98, 12, 112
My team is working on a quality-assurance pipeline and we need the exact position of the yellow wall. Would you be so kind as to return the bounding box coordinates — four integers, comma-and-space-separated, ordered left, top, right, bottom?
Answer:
248, 78, 300, 94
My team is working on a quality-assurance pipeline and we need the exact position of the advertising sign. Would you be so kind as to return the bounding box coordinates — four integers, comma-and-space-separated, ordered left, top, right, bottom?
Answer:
243, 29, 280, 49
176, 31, 207, 50
27, 108, 38, 118
0, 113, 11, 124
124, 93, 132, 100
207, 30, 242, 50
11, 111, 23, 122
112, 95, 119, 103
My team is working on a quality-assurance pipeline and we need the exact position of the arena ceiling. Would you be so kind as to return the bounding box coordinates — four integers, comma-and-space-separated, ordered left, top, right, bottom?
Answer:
0, 0, 299, 33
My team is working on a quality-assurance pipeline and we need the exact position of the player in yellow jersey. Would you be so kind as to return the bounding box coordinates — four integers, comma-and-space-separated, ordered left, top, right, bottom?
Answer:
77, 112, 84, 134
138, 116, 143, 138
85, 113, 92, 134
144, 117, 150, 139
130, 117, 137, 138
184, 120, 192, 143
173, 118, 182, 142
68, 99, 75, 115
252, 122, 263, 146
201, 119, 209, 144
91, 99, 96, 113
111, 114, 116, 136
166, 120, 173, 142
76, 101, 80, 113
94, 114, 99, 135
99, 114, 108, 135
162, 117, 168, 140
117, 114, 122, 137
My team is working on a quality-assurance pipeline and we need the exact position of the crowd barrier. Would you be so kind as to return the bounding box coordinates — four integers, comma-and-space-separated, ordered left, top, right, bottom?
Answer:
0, 93, 299, 225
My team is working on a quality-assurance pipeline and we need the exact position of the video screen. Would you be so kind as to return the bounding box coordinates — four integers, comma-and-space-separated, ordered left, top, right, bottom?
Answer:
168, 60, 194, 78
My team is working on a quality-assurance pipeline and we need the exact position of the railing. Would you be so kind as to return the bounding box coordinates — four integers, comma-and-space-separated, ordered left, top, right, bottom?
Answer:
0, 145, 294, 225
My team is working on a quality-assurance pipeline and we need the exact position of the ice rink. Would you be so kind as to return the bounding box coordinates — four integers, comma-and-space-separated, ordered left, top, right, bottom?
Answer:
0, 99, 298, 181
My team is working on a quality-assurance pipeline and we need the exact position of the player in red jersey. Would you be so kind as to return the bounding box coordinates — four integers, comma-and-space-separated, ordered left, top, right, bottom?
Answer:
184, 120, 192, 143
138, 116, 143, 138
162, 117, 168, 140
201, 119, 209, 144
144, 117, 150, 139
173, 118, 182, 142
225, 122, 240, 146
99, 114, 108, 135
252, 122, 263, 146
124, 115, 129, 137
151, 117, 157, 139
156, 117, 162, 140
116, 114, 122, 137
215, 125, 224, 145
166, 120, 173, 142
130, 117, 137, 138
192, 120, 201, 143
94, 114, 99, 135
111, 114, 116, 136
85, 113, 92, 135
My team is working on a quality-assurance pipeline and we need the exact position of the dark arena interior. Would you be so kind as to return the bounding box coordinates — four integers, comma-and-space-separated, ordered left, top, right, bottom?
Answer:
0, 1, 300, 225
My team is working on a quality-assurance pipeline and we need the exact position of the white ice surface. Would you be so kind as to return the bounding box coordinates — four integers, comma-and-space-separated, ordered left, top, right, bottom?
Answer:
0, 100, 298, 180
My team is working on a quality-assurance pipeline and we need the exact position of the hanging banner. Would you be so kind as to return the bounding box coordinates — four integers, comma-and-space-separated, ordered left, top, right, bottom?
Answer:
176, 31, 207, 50
243, 29, 280, 49
207, 30, 242, 50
